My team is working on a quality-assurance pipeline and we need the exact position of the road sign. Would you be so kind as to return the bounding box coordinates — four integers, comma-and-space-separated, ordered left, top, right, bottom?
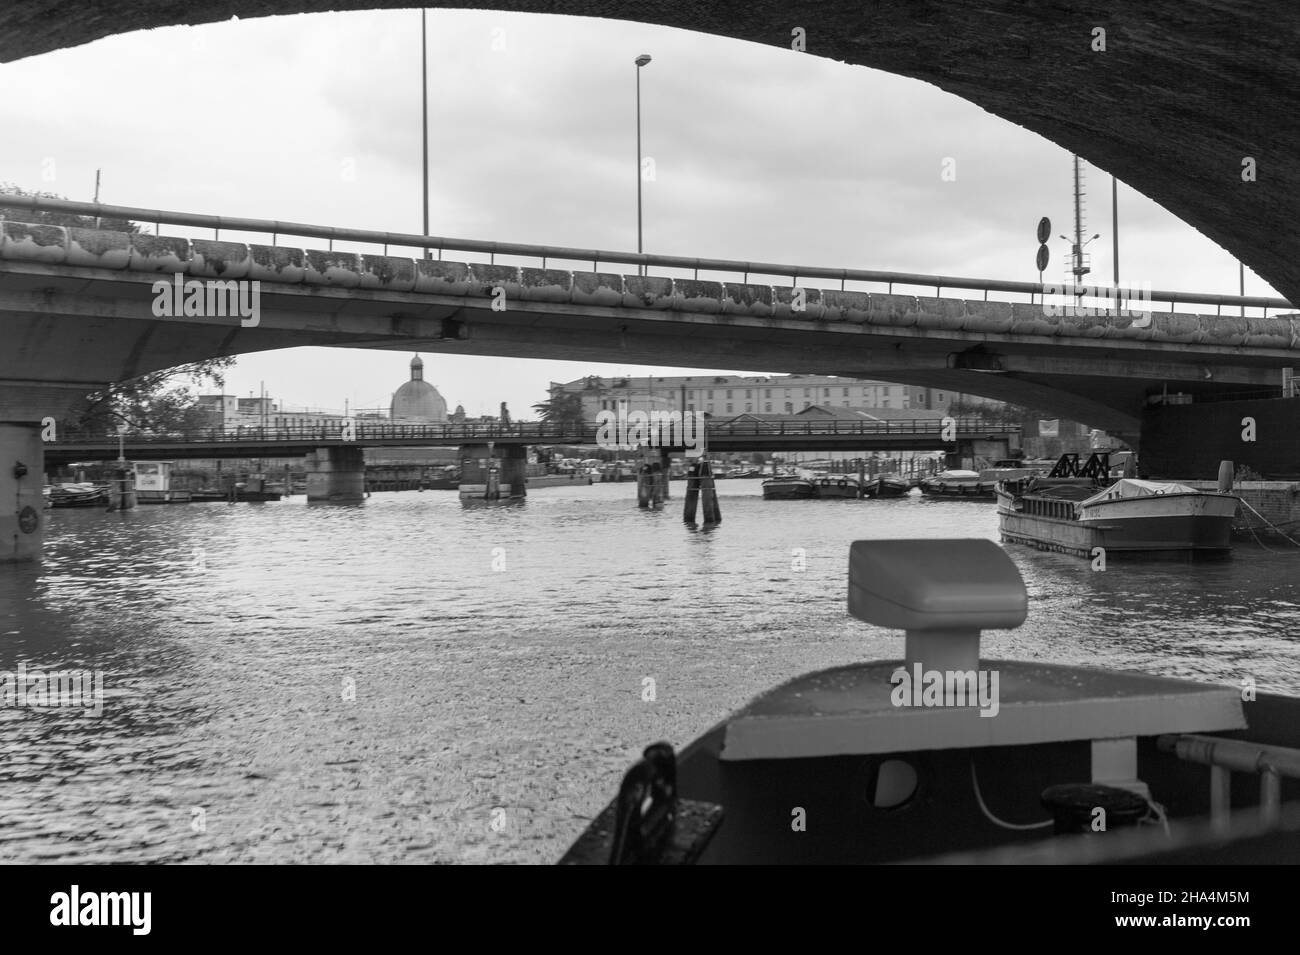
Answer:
1036, 217, 1051, 244
1036, 244, 1050, 272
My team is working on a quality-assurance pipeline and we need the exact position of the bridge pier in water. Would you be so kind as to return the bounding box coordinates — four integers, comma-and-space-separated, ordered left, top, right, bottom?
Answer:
459, 444, 526, 500
0, 422, 44, 563
305, 446, 366, 503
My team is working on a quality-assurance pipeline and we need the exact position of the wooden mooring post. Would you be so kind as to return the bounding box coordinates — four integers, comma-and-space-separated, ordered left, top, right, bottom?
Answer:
684, 459, 721, 524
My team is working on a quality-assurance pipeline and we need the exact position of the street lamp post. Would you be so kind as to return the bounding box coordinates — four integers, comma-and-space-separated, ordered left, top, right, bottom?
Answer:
635, 54, 651, 275
421, 9, 430, 258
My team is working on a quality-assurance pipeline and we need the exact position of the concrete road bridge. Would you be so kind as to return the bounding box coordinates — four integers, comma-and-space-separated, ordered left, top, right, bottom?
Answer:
42, 416, 1022, 465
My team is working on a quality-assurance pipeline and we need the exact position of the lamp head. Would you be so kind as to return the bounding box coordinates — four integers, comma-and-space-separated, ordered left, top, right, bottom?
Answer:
635, 54, 652, 67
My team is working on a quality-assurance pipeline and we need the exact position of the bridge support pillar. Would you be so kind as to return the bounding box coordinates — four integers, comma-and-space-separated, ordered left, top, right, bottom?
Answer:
500, 446, 527, 498
305, 446, 366, 502
459, 444, 526, 499
1, 422, 44, 563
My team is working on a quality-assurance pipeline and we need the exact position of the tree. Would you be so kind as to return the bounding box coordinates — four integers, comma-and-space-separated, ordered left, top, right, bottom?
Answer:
532, 390, 585, 427
65, 360, 236, 436
0, 182, 140, 233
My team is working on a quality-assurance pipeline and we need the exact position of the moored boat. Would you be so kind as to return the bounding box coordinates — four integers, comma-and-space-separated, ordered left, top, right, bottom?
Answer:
919, 469, 996, 499
998, 474, 1240, 558
811, 475, 862, 499
47, 483, 109, 508
864, 474, 911, 498
761, 475, 815, 500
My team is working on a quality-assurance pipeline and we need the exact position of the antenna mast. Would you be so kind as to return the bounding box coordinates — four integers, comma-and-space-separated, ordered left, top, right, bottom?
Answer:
1071, 155, 1089, 288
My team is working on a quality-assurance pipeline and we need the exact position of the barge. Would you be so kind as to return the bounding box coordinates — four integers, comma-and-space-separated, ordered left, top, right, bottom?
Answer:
761, 474, 815, 500
811, 475, 862, 499
997, 453, 1239, 558
865, 474, 911, 498
919, 469, 996, 499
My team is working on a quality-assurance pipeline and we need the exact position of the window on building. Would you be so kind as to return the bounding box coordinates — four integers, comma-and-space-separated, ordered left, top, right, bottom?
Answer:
745, 390, 752, 398
687, 403, 695, 412
764, 403, 772, 412
726, 403, 733, 413
938, 393, 945, 401
823, 388, 831, 397
745, 403, 753, 412
726, 390, 733, 399
842, 388, 849, 396
803, 389, 810, 397
707, 390, 714, 399
803, 400, 811, 408
765, 389, 772, 398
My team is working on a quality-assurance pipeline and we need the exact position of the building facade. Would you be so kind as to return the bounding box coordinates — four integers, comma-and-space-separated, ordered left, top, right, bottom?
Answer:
549, 374, 998, 421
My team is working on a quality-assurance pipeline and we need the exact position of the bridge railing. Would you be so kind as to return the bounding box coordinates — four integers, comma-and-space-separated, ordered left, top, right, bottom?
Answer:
0, 195, 1291, 315
48, 417, 1021, 446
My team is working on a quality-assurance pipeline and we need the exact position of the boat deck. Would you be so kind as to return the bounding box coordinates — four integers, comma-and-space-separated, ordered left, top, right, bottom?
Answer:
720, 660, 1245, 760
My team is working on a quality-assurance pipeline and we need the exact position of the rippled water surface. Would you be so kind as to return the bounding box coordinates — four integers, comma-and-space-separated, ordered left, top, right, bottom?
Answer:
2, 481, 1299, 863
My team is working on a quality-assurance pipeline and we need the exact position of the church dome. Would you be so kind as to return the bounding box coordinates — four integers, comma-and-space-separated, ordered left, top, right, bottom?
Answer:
390, 355, 448, 422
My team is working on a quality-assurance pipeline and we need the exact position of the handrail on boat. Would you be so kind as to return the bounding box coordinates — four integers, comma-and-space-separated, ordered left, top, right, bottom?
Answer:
1158, 733, 1300, 829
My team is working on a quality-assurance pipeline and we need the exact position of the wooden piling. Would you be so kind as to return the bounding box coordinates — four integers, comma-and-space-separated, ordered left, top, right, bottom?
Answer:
683, 461, 701, 522
700, 460, 721, 524
637, 464, 651, 508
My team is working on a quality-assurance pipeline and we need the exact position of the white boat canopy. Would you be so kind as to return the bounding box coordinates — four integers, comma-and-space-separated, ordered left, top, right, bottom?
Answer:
1079, 478, 1200, 508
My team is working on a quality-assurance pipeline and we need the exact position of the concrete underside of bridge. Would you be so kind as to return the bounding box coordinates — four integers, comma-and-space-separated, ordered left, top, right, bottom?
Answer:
2, 2, 1298, 309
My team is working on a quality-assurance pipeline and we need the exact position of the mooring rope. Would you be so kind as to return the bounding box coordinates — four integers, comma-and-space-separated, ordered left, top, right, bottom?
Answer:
1238, 497, 1300, 549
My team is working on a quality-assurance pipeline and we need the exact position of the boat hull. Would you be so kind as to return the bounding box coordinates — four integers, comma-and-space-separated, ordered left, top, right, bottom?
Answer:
762, 480, 815, 500
865, 477, 911, 498
812, 478, 861, 499
48, 490, 108, 508
999, 491, 1238, 556
920, 481, 996, 500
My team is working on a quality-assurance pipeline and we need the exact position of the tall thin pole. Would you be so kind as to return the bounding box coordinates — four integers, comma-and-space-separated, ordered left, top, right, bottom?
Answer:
1240, 262, 1245, 318
1072, 155, 1084, 288
421, 9, 430, 257
1111, 174, 1119, 312
636, 64, 644, 275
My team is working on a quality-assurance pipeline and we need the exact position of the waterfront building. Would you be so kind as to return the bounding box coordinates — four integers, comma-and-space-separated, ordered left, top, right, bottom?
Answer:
547, 373, 1000, 421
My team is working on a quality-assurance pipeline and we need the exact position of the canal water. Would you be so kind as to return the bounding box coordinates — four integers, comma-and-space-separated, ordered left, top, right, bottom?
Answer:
2, 481, 1299, 863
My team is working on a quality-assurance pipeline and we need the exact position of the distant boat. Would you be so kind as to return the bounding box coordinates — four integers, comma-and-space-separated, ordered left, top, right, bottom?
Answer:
762, 475, 815, 500
919, 469, 996, 500
47, 483, 108, 508
864, 474, 911, 498
811, 475, 862, 499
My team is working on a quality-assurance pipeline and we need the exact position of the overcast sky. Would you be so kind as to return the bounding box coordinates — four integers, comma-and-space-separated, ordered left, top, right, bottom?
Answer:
1, 10, 1278, 417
